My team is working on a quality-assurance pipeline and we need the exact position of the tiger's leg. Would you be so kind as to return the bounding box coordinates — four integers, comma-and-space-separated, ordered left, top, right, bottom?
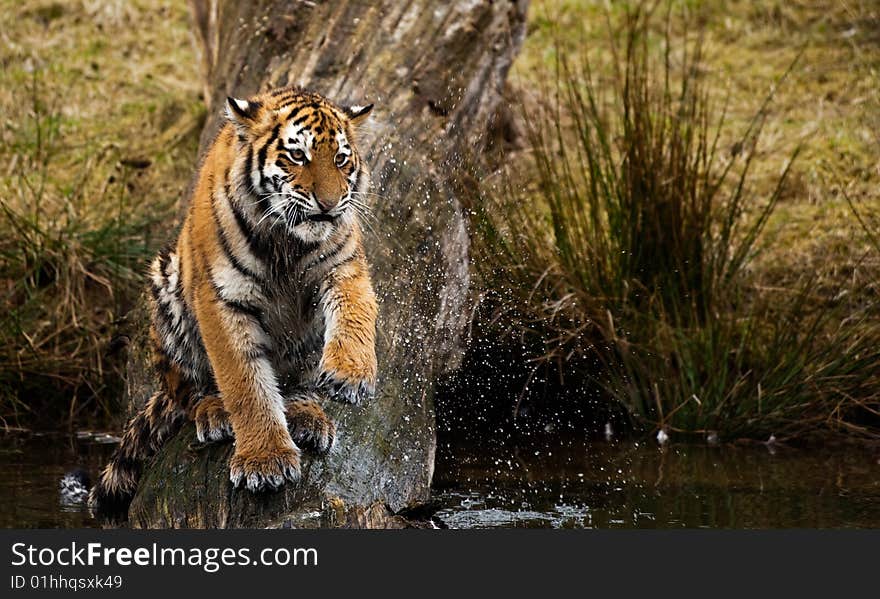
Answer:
316, 256, 378, 404
189, 389, 335, 454
194, 280, 300, 492
89, 377, 189, 518
90, 244, 202, 519
285, 388, 336, 454
191, 394, 234, 443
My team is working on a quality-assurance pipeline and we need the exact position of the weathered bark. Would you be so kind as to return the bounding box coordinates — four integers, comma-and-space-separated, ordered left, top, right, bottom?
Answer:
125, 0, 528, 528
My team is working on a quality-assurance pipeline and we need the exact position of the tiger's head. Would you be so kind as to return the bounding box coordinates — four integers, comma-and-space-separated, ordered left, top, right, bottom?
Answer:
225, 87, 373, 242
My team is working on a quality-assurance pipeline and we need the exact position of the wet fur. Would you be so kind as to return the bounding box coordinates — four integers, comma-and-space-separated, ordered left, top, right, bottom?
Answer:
90, 87, 378, 519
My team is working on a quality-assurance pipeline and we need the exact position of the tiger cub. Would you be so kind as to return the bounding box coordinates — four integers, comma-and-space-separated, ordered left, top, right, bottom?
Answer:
90, 87, 378, 517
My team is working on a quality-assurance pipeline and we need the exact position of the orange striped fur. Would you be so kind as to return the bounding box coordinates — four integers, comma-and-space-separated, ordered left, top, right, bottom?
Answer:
90, 87, 378, 518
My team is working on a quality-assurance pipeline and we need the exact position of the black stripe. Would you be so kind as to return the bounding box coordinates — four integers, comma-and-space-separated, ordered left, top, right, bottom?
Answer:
291, 115, 311, 128
148, 249, 178, 315
226, 181, 274, 260
151, 293, 192, 346
256, 124, 281, 188
211, 183, 260, 281
289, 107, 311, 125
243, 145, 254, 182
211, 192, 262, 281
149, 259, 177, 317
149, 280, 162, 304
156, 245, 172, 278
226, 180, 255, 238
231, 203, 270, 259
244, 343, 271, 361
216, 171, 267, 279
327, 252, 356, 274
290, 238, 321, 261
271, 92, 295, 103
149, 284, 180, 343
222, 297, 263, 321
160, 250, 181, 299
208, 273, 267, 331
270, 86, 297, 97
345, 156, 358, 178
216, 294, 267, 337
302, 237, 349, 273
216, 299, 270, 360
276, 98, 299, 110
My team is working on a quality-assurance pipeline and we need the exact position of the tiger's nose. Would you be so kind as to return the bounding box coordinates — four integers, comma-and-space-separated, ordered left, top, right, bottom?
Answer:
316, 196, 339, 212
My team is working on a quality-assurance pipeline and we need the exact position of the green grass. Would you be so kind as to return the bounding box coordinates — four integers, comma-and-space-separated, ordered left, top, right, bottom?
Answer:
472, 2, 880, 441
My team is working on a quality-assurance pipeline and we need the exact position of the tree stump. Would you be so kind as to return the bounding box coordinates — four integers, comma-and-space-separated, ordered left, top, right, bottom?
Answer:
125, 0, 529, 528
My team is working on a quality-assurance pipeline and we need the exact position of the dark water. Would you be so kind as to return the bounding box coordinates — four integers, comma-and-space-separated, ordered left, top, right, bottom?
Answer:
431, 435, 880, 529
0, 432, 118, 528
0, 431, 878, 528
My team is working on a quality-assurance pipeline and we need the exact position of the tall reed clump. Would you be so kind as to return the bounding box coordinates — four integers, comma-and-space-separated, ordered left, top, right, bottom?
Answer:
472, 5, 880, 441
0, 73, 174, 428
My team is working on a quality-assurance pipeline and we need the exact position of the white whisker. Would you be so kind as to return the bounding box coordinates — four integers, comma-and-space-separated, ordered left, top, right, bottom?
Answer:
256, 205, 283, 227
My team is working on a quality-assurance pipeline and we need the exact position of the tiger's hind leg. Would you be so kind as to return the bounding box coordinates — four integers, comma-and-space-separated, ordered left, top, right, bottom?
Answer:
89, 389, 187, 520
285, 388, 336, 455
191, 394, 234, 443
187, 389, 335, 455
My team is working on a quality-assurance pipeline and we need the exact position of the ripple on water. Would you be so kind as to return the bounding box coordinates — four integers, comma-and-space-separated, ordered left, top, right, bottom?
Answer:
1, 432, 879, 528
431, 436, 880, 529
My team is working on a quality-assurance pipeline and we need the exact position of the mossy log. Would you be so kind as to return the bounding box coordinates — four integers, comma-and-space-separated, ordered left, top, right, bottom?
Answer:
123, 0, 529, 528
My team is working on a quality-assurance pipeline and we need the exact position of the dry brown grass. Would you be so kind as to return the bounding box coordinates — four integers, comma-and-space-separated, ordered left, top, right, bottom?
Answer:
515, 0, 880, 294
470, 1, 880, 440
2, 0, 878, 432
0, 0, 204, 426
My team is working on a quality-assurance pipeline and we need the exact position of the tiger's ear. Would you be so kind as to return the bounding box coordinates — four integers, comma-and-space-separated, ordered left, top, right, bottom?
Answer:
225, 96, 261, 126
344, 103, 374, 126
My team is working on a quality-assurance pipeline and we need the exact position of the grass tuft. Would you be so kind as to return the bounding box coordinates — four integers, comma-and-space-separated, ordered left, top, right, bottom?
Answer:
0, 0, 203, 428
0, 72, 159, 425
471, 3, 880, 441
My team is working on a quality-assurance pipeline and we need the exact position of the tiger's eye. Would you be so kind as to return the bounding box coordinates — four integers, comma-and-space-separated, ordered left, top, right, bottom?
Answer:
335, 153, 348, 167
290, 149, 306, 163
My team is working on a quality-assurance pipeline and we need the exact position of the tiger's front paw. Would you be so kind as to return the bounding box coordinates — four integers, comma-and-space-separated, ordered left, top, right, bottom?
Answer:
228, 444, 301, 492
286, 392, 337, 454
192, 394, 233, 443
316, 370, 374, 405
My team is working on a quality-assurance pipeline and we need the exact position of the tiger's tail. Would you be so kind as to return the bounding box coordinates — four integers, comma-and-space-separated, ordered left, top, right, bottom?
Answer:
89, 390, 186, 520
